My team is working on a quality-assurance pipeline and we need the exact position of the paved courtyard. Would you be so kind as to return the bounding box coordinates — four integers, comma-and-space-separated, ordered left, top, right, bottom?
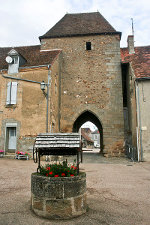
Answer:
0, 154, 150, 225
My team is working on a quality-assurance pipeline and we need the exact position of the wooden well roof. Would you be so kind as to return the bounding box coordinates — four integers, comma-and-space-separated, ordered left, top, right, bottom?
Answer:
34, 133, 81, 149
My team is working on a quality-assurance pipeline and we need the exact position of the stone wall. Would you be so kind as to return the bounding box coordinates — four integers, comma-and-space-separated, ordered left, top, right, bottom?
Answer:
41, 34, 124, 156
31, 172, 87, 219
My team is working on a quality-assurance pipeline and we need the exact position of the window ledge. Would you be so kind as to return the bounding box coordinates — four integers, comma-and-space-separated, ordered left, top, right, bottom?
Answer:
5, 104, 17, 109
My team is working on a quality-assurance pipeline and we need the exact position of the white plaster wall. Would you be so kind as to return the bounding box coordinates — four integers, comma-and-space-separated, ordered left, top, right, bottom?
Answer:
139, 80, 150, 161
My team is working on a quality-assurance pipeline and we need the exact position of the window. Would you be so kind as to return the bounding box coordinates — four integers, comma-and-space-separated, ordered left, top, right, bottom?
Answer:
6, 82, 17, 105
86, 42, 91, 50
7, 127, 17, 150
95, 134, 98, 140
7, 49, 19, 74
13, 56, 19, 64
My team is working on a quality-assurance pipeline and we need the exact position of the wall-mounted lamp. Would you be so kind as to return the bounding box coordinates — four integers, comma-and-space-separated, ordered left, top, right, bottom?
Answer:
40, 81, 46, 91
40, 81, 48, 98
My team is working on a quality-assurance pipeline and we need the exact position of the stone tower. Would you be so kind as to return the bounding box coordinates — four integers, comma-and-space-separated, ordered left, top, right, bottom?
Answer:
39, 12, 124, 156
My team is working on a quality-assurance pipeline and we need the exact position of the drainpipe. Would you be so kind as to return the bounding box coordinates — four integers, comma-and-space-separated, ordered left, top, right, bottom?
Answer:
136, 127, 139, 161
46, 65, 51, 133
135, 80, 143, 161
1, 73, 41, 84
0, 64, 50, 84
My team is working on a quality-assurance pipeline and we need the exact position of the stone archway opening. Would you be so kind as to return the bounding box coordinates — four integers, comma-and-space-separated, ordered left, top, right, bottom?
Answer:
73, 111, 103, 152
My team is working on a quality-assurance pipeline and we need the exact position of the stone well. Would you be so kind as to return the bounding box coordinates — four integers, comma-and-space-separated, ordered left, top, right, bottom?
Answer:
31, 172, 87, 219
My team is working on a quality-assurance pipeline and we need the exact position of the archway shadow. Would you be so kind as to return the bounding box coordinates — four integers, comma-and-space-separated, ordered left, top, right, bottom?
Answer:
73, 110, 103, 153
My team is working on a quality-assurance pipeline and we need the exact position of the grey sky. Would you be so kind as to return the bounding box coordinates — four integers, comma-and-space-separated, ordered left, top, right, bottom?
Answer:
0, 0, 150, 48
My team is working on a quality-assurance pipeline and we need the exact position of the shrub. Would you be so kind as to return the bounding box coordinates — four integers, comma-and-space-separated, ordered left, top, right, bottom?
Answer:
40, 161, 78, 177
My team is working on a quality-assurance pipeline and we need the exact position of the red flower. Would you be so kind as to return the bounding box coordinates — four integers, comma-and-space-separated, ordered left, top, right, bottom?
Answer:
46, 173, 48, 176
74, 167, 77, 170
61, 173, 65, 177
49, 171, 53, 175
70, 174, 74, 177
47, 167, 51, 170
71, 165, 74, 169
54, 175, 59, 177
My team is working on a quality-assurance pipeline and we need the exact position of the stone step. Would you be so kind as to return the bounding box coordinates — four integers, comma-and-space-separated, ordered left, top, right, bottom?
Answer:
4, 153, 16, 159
5, 152, 15, 155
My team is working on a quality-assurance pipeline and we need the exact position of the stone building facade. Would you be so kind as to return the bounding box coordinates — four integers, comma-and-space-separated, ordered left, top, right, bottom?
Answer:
121, 40, 150, 161
0, 46, 61, 154
40, 12, 125, 156
0, 12, 136, 158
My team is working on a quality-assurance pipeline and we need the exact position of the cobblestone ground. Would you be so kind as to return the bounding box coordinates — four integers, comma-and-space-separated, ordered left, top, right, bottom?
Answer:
0, 154, 150, 225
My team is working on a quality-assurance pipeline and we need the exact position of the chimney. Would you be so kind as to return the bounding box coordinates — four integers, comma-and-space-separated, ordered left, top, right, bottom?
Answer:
127, 35, 135, 54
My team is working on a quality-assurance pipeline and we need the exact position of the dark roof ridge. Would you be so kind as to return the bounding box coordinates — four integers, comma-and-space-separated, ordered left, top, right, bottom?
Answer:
0, 44, 40, 49
135, 45, 150, 48
40, 11, 120, 40
66, 11, 100, 15
121, 45, 150, 50
40, 32, 121, 40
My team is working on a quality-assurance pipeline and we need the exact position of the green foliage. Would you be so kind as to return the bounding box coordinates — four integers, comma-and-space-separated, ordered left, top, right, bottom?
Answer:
40, 161, 78, 177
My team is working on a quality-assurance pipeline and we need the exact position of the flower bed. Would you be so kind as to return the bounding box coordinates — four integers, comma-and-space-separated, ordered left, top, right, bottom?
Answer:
16, 151, 29, 156
40, 162, 77, 177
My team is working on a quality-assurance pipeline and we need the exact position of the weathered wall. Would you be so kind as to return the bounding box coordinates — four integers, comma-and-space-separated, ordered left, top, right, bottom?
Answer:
138, 80, 150, 161
41, 35, 124, 156
49, 53, 62, 133
0, 59, 60, 153
126, 64, 137, 147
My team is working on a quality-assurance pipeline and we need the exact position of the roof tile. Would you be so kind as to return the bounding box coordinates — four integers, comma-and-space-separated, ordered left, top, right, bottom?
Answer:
121, 46, 150, 78
40, 12, 120, 39
0, 45, 61, 69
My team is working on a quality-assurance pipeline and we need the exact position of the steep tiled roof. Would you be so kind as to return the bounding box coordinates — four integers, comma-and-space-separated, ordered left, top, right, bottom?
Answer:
121, 46, 150, 78
40, 12, 121, 39
0, 45, 61, 70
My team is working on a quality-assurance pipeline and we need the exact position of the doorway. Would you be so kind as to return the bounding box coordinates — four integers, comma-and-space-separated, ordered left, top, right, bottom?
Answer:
6, 127, 17, 153
73, 110, 103, 152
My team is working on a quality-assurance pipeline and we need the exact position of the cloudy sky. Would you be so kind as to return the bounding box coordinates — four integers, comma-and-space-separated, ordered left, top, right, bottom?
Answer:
0, 0, 149, 48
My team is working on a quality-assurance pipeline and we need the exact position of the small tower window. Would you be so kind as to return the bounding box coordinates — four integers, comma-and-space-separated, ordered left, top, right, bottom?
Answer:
86, 42, 91, 50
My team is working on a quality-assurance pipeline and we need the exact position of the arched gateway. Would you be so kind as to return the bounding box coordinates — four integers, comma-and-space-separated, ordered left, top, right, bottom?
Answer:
73, 111, 103, 151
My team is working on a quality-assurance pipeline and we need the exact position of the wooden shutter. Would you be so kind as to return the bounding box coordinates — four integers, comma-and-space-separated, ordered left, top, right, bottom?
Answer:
6, 82, 11, 105
11, 82, 17, 104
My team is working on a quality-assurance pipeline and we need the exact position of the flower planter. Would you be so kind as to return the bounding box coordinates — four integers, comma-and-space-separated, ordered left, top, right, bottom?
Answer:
16, 151, 30, 160
0, 154, 4, 158
0, 150, 4, 157
31, 172, 87, 219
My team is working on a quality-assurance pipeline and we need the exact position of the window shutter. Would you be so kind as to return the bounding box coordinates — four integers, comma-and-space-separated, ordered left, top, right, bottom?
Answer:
6, 82, 11, 105
11, 82, 17, 104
